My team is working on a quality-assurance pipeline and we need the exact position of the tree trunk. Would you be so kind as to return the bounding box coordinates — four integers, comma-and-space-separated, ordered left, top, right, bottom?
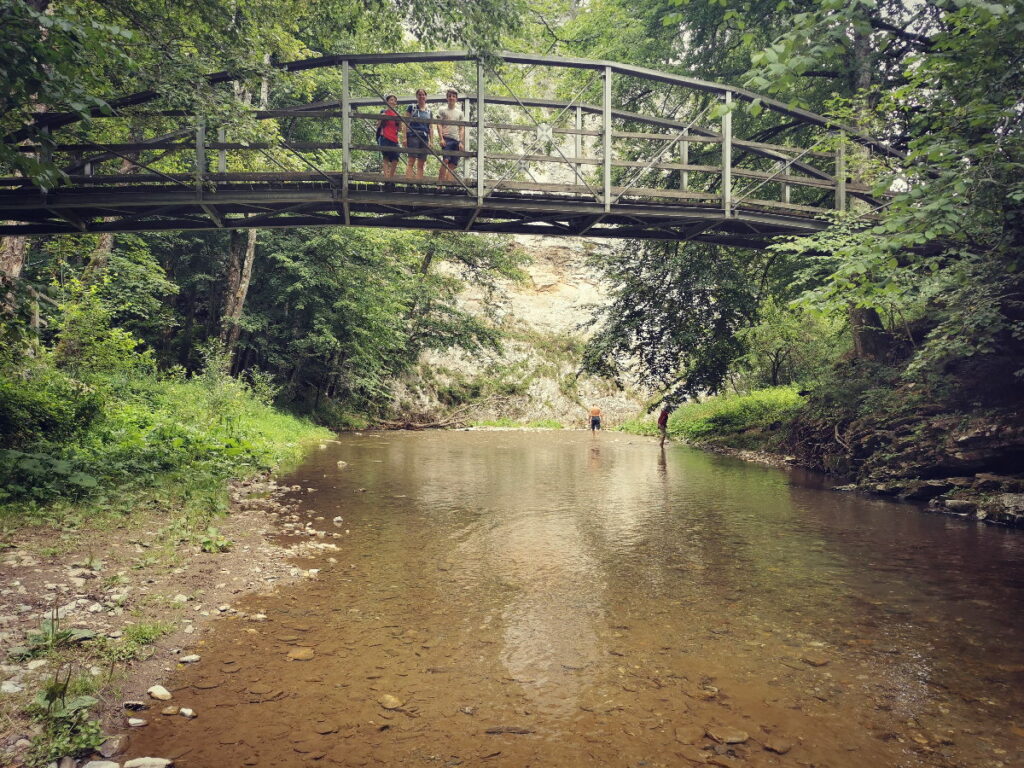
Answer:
846, 20, 890, 360
219, 228, 258, 353
849, 306, 888, 360
0, 234, 28, 313
217, 71, 267, 360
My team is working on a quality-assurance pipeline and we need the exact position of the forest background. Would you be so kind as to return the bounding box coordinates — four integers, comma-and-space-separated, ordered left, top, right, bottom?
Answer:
2, 0, 1023, 525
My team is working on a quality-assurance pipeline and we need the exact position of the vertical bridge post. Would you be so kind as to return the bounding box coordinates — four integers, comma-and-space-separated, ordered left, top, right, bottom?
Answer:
679, 126, 689, 192
574, 106, 582, 186
721, 91, 732, 216
603, 66, 612, 213
341, 60, 351, 224
476, 58, 485, 205
835, 136, 846, 212
217, 128, 226, 173
195, 118, 206, 199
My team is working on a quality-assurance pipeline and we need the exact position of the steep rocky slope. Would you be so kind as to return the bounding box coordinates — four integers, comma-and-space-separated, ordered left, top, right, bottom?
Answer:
389, 236, 643, 428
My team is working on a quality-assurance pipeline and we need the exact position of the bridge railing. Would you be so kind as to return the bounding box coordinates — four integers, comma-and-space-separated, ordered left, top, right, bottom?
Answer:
1, 52, 896, 239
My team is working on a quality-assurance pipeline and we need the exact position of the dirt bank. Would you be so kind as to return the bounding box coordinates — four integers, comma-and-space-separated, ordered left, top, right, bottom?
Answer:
0, 473, 336, 767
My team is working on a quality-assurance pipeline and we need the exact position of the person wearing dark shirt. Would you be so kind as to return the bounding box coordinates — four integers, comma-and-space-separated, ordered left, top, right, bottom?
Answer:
658, 405, 671, 447
404, 89, 432, 179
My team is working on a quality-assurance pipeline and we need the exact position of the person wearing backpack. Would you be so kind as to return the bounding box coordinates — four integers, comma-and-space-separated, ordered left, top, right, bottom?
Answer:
404, 89, 432, 179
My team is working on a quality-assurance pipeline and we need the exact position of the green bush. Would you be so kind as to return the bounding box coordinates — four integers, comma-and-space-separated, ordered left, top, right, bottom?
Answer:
669, 387, 806, 447
0, 357, 101, 450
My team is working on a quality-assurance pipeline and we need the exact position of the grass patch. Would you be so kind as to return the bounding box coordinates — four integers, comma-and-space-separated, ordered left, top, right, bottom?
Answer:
472, 418, 565, 429
671, 387, 805, 448
619, 387, 806, 449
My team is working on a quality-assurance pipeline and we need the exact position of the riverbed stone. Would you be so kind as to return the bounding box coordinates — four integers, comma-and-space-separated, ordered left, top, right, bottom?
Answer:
674, 724, 706, 744
124, 759, 173, 768
99, 735, 127, 757
764, 736, 793, 754
801, 652, 830, 667
180, 708, 196, 718
287, 647, 314, 661
377, 694, 403, 709
83, 761, 121, 768
127, 717, 148, 727
147, 685, 172, 701
705, 725, 748, 744
161, 706, 179, 715
179, 654, 201, 663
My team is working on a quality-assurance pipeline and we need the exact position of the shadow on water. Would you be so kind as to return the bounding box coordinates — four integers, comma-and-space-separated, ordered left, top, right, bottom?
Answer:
124, 431, 1024, 767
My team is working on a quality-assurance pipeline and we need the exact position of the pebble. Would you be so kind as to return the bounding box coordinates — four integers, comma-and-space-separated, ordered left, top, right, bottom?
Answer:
26, 659, 48, 670
147, 685, 172, 701
377, 694, 404, 710
179, 654, 201, 663
705, 724, 749, 744
99, 735, 127, 757
83, 762, 121, 768
287, 647, 315, 661
127, 717, 148, 727
674, 724, 706, 744
180, 708, 196, 718
764, 736, 793, 754
801, 653, 830, 667
124, 759, 173, 768
1, 680, 24, 694
161, 706, 179, 715
172, 594, 188, 603
123, 701, 149, 711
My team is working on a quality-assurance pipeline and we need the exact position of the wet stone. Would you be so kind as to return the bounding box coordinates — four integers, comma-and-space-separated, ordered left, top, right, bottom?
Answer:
161, 705, 180, 715
674, 725, 707, 744
288, 647, 315, 661
801, 653, 830, 667
378, 694, 404, 710
705, 725, 749, 744
99, 734, 128, 757
147, 685, 172, 701
764, 736, 793, 754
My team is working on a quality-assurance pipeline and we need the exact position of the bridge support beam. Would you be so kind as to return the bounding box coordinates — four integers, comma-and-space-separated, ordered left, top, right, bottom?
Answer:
835, 139, 846, 212
721, 92, 732, 217
603, 66, 612, 213
341, 60, 351, 225
195, 118, 206, 199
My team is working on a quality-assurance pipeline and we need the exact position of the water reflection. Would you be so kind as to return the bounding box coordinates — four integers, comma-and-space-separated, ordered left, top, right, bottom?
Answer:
125, 430, 1024, 768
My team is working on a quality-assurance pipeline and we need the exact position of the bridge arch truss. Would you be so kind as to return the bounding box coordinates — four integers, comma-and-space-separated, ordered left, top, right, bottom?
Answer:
0, 51, 898, 247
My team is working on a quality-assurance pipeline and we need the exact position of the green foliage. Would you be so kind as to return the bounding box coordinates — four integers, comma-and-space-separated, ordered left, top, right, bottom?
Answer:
8, 617, 97, 661
26, 666, 103, 767
734, 300, 847, 388
200, 526, 233, 553
92, 619, 174, 663
471, 418, 564, 429
0, 293, 330, 513
582, 241, 778, 402
654, 387, 806, 448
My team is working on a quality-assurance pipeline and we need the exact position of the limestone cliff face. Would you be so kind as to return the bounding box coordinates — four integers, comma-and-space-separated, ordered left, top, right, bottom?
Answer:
390, 235, 643, 428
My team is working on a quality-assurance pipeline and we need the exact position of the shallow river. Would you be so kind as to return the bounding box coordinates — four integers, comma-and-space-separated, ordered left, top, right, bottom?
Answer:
126, 431, 1024, 767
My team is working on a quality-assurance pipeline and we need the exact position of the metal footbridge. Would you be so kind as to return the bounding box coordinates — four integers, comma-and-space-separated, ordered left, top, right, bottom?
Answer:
0, 52, 897, 247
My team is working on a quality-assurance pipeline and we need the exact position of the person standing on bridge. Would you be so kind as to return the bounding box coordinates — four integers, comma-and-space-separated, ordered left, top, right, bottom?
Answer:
376, 94, 401, 182
436, 88, 465, 182
404, 89, 433, 180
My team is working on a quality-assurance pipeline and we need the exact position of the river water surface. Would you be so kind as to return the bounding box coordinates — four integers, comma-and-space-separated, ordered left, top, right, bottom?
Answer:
126, 431, 1024, 767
